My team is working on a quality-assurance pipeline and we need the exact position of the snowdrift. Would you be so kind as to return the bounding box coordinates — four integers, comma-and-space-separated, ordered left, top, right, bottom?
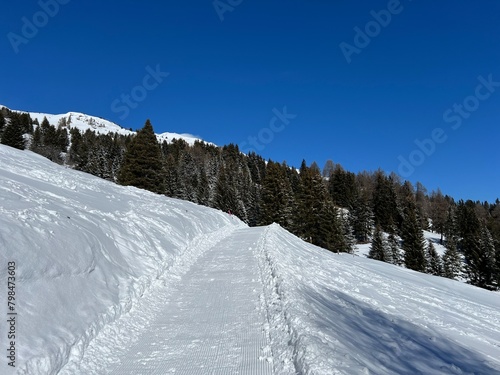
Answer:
0, 145, 240, 374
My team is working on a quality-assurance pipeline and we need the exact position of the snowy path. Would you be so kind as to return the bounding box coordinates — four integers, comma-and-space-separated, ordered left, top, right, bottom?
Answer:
98, 227, 273, 375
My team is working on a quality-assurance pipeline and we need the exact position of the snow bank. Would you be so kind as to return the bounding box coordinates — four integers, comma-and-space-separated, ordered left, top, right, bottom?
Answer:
0, 145, 240, 374
260, 224, 500, 375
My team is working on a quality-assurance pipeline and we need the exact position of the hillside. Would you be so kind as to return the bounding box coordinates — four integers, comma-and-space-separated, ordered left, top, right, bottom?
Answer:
1, 144, 500, 374
1, 104, 499, 293
1, 105, 210, 146
0, 145, 240, 374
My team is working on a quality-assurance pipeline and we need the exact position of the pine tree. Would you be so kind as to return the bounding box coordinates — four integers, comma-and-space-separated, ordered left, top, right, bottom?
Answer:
369, 225, 387, 261
426, 241, 442, 276
118, 120, 164, 194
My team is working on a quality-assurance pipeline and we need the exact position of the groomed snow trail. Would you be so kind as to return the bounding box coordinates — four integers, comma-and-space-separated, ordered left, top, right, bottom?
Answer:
105, 227, 274, 375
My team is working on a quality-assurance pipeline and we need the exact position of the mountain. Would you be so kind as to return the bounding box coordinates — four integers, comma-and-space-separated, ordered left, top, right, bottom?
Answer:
1, 144, 500, 374
0, 105, 211, 146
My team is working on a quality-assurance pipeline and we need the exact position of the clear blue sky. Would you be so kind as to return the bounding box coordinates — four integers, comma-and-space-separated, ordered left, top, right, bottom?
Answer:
1, 0, 499, 202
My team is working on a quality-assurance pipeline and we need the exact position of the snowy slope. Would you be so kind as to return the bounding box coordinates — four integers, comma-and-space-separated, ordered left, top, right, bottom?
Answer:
260, 224, 500, 374
0, 145, 240, 374
0, 105, 209, 146
1, 145, 500, 375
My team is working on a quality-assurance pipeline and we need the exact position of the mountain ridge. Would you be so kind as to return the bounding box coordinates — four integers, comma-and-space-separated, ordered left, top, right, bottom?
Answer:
0, 104, 212, 146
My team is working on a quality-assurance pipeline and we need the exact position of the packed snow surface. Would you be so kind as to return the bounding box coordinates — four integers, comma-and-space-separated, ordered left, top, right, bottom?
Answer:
1, 144, 500, 374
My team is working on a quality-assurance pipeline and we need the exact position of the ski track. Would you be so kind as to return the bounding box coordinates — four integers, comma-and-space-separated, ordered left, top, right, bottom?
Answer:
62, 227, 274, 375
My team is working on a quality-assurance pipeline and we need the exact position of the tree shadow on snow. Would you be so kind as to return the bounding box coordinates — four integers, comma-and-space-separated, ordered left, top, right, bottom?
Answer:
300, 285, 499, 375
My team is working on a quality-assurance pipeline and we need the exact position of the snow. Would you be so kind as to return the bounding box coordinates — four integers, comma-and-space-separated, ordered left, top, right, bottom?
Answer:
65, 228, 273, 375
261, 224, 500, 374
0, 145, 239, 374
3, 105, 211, 146
1, 144, 500, 374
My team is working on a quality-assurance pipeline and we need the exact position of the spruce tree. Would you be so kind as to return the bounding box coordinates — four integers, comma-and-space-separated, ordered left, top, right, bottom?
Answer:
118, 120, 164, 194
400, 182, 427, 272
373, 171, 400, 232
1, 122, 25, 150
260, 161, 294, 229
369, 225, 387, 261
214, 164, 237, 214
31, 126, 42, 152
0, 112, 5, 133
443, 205, 458, 245
164, 153, 180, 198
318, 200, 344, 252
429, 189, 449, 244
426, 241, 443, 276
295, 160, 330, 246
340, 211, 356, 254
442, 237, 462, 279
478, 222, 497, 289
351, 193, 373, 243
56, 127, 69, 152
456, 200, 484, 287
387, 227, 403, 266
328, 165, 358, 209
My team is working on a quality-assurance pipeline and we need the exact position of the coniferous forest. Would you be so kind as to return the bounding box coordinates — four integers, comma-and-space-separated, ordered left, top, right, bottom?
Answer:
1, 108, 500, 291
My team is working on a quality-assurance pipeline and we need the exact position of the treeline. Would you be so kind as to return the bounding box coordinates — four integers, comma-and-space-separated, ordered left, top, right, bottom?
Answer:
1, 110, 499, 290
